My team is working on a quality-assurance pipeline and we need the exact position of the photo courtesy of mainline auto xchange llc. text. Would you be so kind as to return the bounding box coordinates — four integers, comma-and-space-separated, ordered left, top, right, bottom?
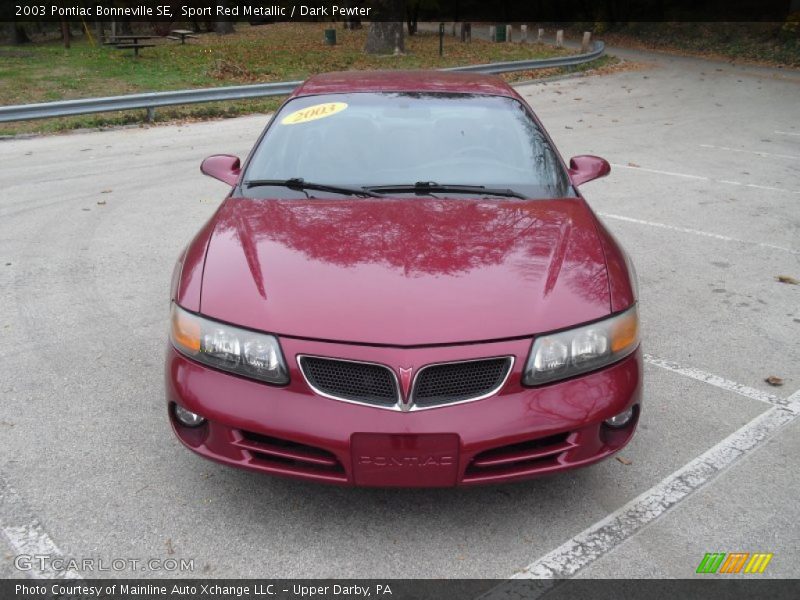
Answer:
15, 584, 393, 597
0, 0, 798, 597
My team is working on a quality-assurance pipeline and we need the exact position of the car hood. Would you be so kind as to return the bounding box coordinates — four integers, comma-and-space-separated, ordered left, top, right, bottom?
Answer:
199, 197, 610, 345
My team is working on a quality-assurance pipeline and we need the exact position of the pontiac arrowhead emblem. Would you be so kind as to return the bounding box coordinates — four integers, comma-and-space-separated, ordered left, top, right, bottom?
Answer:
398, 367, 414, 409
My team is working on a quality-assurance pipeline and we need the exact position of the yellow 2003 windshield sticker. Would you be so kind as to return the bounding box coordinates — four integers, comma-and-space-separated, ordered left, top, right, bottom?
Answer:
281, 102, 348, 125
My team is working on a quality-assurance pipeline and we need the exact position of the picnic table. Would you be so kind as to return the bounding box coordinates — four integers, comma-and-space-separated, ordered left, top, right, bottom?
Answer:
112, 34, 157, 57
167, 30, 199, 44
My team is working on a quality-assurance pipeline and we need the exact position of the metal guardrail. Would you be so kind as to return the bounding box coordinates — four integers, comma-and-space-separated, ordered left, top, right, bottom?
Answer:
0, 42, 604, 123
0, 80, 303, 123
444, 41, 604, 74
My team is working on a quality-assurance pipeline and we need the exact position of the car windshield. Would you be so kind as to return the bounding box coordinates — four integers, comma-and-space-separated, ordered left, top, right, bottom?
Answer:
243, 92, 573, 199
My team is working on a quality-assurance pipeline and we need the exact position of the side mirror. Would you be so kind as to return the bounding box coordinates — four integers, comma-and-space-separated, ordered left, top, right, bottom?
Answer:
568, 155, 610, 187
200, 154, 241, 186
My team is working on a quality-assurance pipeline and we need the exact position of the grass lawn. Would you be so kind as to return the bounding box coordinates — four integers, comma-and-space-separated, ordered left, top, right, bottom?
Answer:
0, 23, 604, 136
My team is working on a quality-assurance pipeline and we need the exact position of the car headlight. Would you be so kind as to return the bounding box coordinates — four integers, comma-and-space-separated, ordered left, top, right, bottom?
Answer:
170, 303, 289, 385
523, 305, 639, 386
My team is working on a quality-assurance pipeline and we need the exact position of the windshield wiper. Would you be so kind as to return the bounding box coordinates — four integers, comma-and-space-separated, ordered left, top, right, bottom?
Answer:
364, 182, 527, 199
244, 178, 382, 198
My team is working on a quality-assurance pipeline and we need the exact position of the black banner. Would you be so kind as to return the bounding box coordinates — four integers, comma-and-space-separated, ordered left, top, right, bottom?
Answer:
1, 0, 796, 23
4, 580, 800, 600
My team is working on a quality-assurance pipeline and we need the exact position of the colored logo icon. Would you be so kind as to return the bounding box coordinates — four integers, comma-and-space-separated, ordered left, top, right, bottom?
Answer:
696, 552, 773, 574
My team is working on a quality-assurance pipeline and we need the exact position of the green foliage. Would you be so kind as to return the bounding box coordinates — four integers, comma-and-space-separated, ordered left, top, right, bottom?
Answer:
604, 22, 800, 65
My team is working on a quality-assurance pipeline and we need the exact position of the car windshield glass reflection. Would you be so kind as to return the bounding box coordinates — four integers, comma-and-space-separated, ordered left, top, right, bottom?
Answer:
243, 92, 572, 199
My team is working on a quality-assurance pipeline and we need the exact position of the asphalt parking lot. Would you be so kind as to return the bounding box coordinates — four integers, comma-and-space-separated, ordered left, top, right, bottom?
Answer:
1, 46, 798, 581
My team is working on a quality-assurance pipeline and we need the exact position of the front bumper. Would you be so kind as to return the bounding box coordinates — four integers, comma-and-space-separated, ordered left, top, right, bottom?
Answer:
165, 336, 642, 487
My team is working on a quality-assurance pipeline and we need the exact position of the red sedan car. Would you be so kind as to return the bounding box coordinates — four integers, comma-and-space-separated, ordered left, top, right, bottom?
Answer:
166, 70, 641, 487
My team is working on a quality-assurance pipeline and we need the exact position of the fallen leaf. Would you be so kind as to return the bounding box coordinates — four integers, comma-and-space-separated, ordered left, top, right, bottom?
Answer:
96, 200, 107, 206
165, 538, 175, 555
101, 189, 112, 194
616, 456, 632, 466
764, 376, 784, 387
776, 275, 799, 285
627, 162, 641, 168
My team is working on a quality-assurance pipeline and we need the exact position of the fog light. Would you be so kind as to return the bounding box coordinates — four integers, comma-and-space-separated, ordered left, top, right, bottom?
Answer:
174, 405, 206, 427
605, 406, 634, 428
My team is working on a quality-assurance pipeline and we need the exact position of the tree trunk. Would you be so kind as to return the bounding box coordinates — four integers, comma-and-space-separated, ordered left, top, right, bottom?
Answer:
13, 24, 31, 44
215, 0, 235, 34
60, 19, 70, 49
215, 20, 235, 35
342, 0, 362, 28
364, 0, 404, 54
365, 22, 404, 54
406, 1, 419, 36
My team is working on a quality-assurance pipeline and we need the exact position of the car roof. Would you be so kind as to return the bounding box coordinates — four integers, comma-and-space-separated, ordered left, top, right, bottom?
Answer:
292, 70, 518, 98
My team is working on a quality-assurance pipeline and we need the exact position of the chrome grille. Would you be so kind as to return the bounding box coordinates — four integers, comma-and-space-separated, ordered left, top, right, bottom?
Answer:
299, 355, 513, 411
298, 356, 398, 407
412, 357, 513, 407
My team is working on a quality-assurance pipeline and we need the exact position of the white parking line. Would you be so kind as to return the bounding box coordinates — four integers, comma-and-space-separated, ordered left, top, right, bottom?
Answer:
610, 163, 800, 195
493, 386, 800, 593
610, 163, 708, 181
597, 213, 799, 255
716, 179, 800, 194
699, 143, 800, 161
0, 474, 82, 579
644, 354, 787, 407
775, 131, 800, 137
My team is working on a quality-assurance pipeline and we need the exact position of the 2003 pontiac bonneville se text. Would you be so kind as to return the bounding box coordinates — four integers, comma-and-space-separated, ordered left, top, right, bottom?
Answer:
166, 70, 642, 487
